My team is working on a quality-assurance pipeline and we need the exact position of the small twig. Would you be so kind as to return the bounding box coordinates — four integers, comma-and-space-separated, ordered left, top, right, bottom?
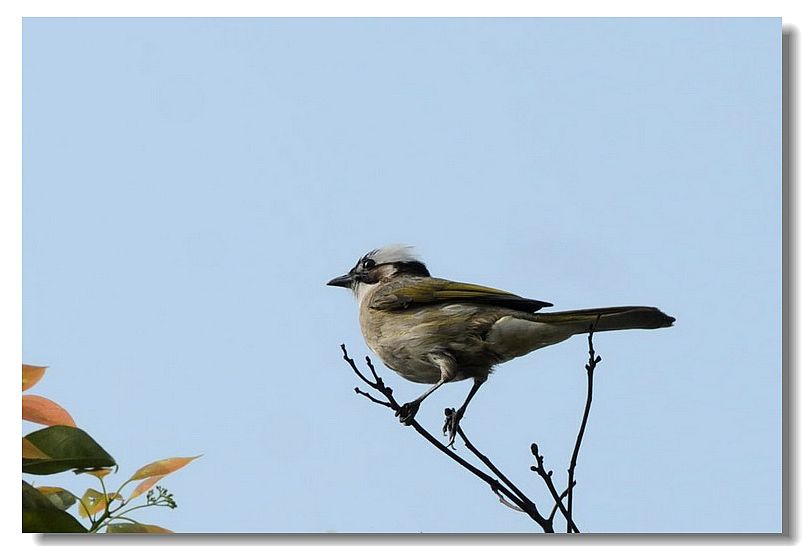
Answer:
363, 355, 382, 384
530, 443, 580, 533
354, 387, 392, 407
565, 316, 602, 532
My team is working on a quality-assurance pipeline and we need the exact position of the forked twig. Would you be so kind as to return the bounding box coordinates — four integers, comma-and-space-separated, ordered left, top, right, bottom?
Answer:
530, 443, 579, 533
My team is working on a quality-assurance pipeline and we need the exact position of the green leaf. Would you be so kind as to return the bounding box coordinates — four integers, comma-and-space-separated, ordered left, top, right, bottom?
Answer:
22, 481, 86, 533
23, 426, 115, 475
106, 523, 173, 533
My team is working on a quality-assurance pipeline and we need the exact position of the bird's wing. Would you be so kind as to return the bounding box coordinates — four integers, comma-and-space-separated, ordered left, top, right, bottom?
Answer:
370, 277, 553, 313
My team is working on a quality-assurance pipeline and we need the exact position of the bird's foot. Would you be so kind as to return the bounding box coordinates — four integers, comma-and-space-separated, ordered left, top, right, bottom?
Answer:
442, 407, 464, 447
395, 401, 420, 425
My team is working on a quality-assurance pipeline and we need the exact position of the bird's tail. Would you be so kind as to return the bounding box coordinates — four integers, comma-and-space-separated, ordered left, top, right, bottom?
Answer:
532, 306, 675, 334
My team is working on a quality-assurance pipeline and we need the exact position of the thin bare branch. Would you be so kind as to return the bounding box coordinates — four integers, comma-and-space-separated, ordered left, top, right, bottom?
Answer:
565, 315, 602, 532
354, 387, 392, 407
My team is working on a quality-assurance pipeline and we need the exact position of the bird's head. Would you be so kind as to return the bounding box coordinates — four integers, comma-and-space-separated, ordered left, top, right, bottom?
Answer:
327, 245, 431, 294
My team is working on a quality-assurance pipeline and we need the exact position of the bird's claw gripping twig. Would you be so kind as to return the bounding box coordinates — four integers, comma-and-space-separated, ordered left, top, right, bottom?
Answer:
443, 407, 464, 447
396, 401, 420, 425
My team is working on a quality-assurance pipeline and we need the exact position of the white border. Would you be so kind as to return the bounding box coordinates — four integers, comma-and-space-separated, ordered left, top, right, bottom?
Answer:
3, 2, 798, 545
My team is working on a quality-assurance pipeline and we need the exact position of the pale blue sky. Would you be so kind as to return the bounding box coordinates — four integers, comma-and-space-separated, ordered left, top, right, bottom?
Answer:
22, 18, 780, 533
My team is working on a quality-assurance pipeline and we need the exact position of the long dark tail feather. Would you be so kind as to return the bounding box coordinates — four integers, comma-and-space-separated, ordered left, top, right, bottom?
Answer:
533, 306, 675, 334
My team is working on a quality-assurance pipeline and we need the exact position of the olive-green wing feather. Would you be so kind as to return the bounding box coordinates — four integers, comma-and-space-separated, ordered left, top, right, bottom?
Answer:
370, 277, 553, 312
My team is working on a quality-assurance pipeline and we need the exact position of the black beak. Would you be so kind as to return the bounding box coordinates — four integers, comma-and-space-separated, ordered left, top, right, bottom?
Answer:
327, 273, 354, 288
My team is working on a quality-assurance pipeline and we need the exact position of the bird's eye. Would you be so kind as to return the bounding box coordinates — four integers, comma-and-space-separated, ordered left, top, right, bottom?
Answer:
362, 259, 376, 270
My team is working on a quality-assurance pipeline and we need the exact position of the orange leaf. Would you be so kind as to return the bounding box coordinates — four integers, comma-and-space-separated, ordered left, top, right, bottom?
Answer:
22, 437, 49, 459
22, 395, 76, 427
129, 475, 163, 501
78, 488, 103, 518
85, 468, 112, 479
22, 364, 47, 392
78, 488, 123, 518
36, 486, 63, 495
130, 455, 201, 481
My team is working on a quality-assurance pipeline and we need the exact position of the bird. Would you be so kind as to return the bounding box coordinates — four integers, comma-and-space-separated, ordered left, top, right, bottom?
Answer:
327, 244, 675, 445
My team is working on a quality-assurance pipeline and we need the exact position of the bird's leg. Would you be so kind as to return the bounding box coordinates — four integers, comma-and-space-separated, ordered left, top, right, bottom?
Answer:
396, 354, 457, 425
443, 376, 486, 446
396, 380, 445, 425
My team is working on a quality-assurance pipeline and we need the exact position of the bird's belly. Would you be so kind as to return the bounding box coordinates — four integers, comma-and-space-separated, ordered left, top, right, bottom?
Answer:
366, 325, 452, 384
359, 306, 495, 384
375, 351, 443, 384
